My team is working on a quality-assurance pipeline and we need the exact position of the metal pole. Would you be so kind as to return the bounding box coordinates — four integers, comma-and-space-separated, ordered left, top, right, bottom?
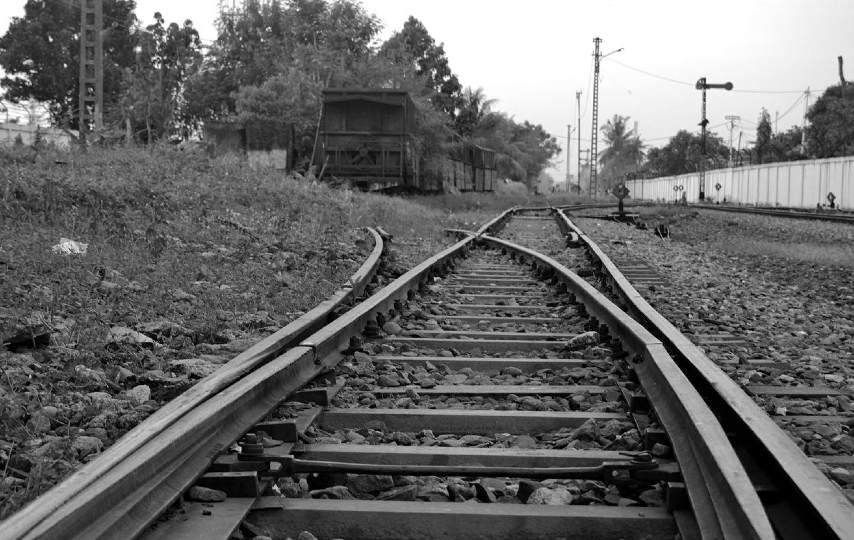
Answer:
700, 79, 707, 201
576, 91, 582, 193
590, 37, 601, 199
566, 124, 571, 190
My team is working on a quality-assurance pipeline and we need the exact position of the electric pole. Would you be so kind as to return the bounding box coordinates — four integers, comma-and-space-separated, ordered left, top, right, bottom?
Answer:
576, 91, 582, 193
695, 77, 733, 200
566, 124, 572, 190
801, 87, 810, 149
590, 38, 622, 198
590, 38, 601, 198
725, 115, 740, 167
79, 0, 104, 144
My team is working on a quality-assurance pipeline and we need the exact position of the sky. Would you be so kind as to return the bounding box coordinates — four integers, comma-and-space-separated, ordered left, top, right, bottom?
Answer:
1, 0, 852, 181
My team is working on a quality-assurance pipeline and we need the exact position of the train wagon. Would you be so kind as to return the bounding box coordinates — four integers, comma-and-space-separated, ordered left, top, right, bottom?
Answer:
317, 88, 418, 191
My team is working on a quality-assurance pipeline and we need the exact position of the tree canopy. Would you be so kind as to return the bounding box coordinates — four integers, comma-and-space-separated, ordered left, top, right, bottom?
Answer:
598, 114, 644, 187
0, 0, 137, 126
805, 83, 854, 158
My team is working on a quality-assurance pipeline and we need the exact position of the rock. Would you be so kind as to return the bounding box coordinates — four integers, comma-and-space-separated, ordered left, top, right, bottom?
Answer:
570, 419, 599, 441
473, 482, 497, 503
377, 374, 401, 387
310, 486, 354, 499
502, 366, 523, 376
126, 384, 151, 406
512, 435, 537, 449
108, 326, 157, 348
830, 468, 854, 485
418, 377, 437, 389
169, 358, 218, 379
639, 487, 665, 506
137, 320, 191, 339
346, 474, 394, 494
527, 487, 575, 505
72, 436, 103, 458
297, 532, 318, 540
187, 486, 227, 502
27, 413, 52, 434
278, 478, 302, 498
382, 322, 403, 335
40, 405, 59, 418
252, 536, 273, 540
376, 485, 418, 501
651, 443, 671, 458
565, 331, 599, 350
516, 480, 541, 503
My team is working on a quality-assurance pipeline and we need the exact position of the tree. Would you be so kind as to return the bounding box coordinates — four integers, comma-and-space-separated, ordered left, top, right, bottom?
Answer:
598, 114, 644, 188
380, 17, 462, 120
642, 130, 729, 177
121, 13, 202, 142
454, 87, 496, 137
754, 108, 773, 163
805, 84, 854, 158
470, 112, 559, 187
0, 0, 137, 127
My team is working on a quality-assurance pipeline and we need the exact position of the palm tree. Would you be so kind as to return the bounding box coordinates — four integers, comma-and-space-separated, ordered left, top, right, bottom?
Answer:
599, 114, 644, 188
455, 86, 497, 137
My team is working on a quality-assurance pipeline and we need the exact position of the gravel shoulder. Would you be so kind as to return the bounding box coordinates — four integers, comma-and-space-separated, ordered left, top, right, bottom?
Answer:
570, 206, 854, 494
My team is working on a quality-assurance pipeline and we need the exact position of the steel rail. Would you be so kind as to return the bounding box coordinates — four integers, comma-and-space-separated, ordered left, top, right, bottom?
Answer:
6, 207, 517, 540
2, 228, 386, 540
691, 203, 854, 224
555, 208, 854, 539
480, 233, 775, 540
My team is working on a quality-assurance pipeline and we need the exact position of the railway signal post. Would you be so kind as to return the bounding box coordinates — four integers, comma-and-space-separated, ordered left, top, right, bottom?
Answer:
695, 78, 733, 200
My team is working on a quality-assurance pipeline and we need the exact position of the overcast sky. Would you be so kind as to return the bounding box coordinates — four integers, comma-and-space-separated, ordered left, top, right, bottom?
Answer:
2, 0, 852, 180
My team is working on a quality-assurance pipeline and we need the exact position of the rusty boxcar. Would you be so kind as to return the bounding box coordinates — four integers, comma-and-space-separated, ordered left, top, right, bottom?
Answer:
317, 88, 495, 192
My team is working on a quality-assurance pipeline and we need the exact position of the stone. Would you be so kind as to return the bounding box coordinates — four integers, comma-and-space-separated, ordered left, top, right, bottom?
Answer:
639, 487, 665, 506
502, 366, 523, 376
382, 322, 403, 335
310, 486, 354, 499
297, 532, 318, 540
72, 435, 103, 458
651, 443, 671, 458
516, 480, 541, 503
512, 435, 537, 449
27, 413, 52, 434
472, 482, 496, 503
527, 487, 575, 505
565, 331, 599, 350
376, 485, 418, 501
418, 377, 437, 389
570, 419, 599, 441
377, 374, 401, 387
108, 326, 157, 348
187, 485, 227, 502
346, 474, 394, 494
126, 384, 151, 406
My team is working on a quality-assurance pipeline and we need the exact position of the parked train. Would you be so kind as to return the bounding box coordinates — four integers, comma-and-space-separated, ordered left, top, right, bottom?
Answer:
316, 88, 496, 192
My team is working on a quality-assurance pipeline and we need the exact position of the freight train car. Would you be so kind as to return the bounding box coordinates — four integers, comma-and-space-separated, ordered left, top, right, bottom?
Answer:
317, 88, 495, 192
317, 89, 419, 191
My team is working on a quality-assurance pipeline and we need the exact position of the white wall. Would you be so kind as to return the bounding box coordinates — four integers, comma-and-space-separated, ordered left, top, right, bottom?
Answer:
627, 155, 854, 209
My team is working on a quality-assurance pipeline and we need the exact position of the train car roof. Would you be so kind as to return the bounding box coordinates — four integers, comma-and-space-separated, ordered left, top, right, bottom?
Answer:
322, 88, 415, 107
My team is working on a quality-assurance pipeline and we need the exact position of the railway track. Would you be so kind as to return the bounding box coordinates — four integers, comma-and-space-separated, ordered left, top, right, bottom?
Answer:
691, 204, 854, 224
3, 207, 852, 540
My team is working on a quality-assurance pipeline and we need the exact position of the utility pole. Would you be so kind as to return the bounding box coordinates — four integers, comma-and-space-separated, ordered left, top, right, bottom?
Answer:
78, 0, 104, 144
774, 110, 779, 133
576, 91, 582, 193
801, 87, 811, 149
725, 115, 740, 167
566, 124, 572, 190
590, 38, 622, 199
695, 77, 733, 200
590, 38, 601, 198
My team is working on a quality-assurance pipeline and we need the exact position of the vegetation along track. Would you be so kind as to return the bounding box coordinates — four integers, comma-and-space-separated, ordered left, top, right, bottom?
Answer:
4, 206, 848, 539
690, 204, 854, 225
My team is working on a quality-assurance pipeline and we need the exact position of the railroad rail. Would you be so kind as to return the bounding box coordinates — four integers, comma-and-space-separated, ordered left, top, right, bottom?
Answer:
691, 203, 854, 224
553, 208, 854, 539
3, 206, 849, 539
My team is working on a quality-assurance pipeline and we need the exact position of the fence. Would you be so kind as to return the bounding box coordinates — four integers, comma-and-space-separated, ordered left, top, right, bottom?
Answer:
626, 155, 854, 209
0, 123, 74, 150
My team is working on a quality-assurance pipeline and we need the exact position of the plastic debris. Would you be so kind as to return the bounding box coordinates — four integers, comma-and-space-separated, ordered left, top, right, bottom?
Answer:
52, 238, 88, 255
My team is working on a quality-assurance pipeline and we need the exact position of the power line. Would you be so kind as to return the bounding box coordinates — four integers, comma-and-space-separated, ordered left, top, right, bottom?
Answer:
604, 57, 816, 95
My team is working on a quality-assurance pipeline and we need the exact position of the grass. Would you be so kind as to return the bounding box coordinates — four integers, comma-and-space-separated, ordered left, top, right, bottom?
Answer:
0, 144, 502, 518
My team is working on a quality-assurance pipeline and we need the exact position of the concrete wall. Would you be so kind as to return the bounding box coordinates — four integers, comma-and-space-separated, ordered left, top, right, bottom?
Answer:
627, 155, 854, 209
0, 123, 74, 150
